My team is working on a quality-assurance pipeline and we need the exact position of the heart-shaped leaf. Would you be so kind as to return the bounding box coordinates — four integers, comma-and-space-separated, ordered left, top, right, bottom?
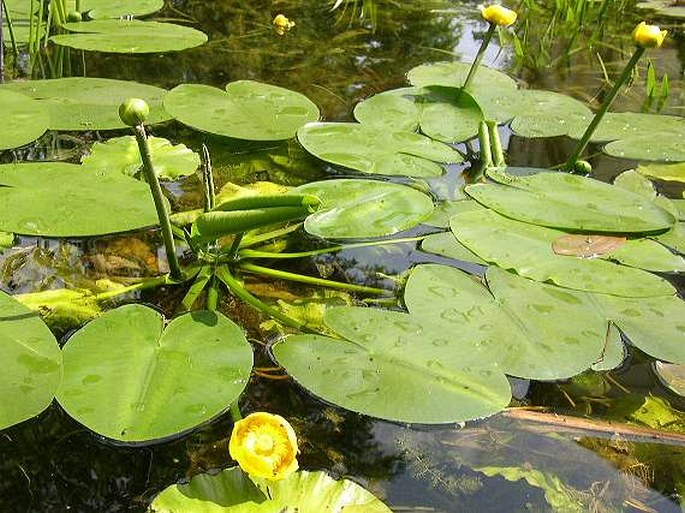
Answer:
0, 291, 61, 430
0, 77, 170, 130
57, 306, 253, 442
51, 19, 207, 53
297, 179, 434, 239
0, 89, 49, 150
82, 136, 200, 179
0, 162, 159, 236
297, 122, 462, 177
165, 81, 319, 141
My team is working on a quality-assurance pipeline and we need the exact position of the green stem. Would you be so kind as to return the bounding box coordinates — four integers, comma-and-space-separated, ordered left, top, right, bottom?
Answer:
215, 266, 308, 331
487, 120, 505, 167
234, 223, 303, 249
237, 236, 426, 260
565, 46, 645, 170
201, 144, 215, 212
478, 121, 493, 169
226, 233, 244, 260
461, 23, 497, 93
230, 402, 243, 422
206, 276, 220, 311
133, 124, 183, 281
93, 275, 170, 302
238, 262, 391, 295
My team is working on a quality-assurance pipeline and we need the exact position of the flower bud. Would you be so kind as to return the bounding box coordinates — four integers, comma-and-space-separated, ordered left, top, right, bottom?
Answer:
633, 22, 667, 48
66, 11, 82, 22
573, 160, 592, 174
480, 4, 517, 27
118, 98, 150, 127
273, 14, 295, 35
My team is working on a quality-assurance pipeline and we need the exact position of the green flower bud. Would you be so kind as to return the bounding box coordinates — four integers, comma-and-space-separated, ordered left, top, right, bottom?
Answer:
66, 10, 82, 22
118, 98, 150, 127
573, 160, 592, 174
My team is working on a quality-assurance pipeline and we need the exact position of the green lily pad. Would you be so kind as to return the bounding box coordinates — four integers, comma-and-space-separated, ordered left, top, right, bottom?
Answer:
65, 0, 164, 18
607, 239, 685, 272
450, 208, 675, 297
0, 77, 170, 131
591, 324, 626, 372
422, 199, 485, 228
297, 122, 462, 177
0, 290, 61, 430
354, 86, 484, 143
652, 222, 685, 254
0, 162, 159, 236
165, 81, 319, 141
51, 19, 207, 53
638, 0, 685, 19
509, 90, 593, 138
0, 89, 49, 150
654, 362, 685, 396
275, 306, 512, 424
638, 162, 685, 184
149, 468, 392, 513
82, 136, 200, 179
297, 179, 434, 239
420, 232, 487, 265
407, 61, 520, 122
466, 168, 676, 233
57, 306, 253, 442
612, 169, 656, 199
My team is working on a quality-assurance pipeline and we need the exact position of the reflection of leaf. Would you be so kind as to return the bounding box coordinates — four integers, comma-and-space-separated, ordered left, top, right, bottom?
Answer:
552, 234, 627, 257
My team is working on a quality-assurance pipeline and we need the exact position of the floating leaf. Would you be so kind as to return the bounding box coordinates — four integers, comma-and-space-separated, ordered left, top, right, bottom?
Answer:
57, 306, 253, 442
165, 81, 319, 141
421, 200, 483, 228
420, 232, 487, 265
297, 179, 434, 239
275, 306, 512, 424
149, 468, 392, 513
591, 324, 626, 372
0, 89, 49, 150
552, 234, 627, 257
0, 77, 170, 130
65, 0, 163, 18
509, 90, 593, 138
297, 122, 462, 177
654, 362, 685, 396
637, 0, 685, 18
450, 208, 675, 297
82, 136, 200, 179
608, 239, 685, 272
638, 162, 685, 184
51, 19, 207, 53
466, 168, 676, 233
0, 162, 159, 236
652, 222, 685, 254
354, 86, 484, 143
612, 169, 656, 198
0, 291, 61, 430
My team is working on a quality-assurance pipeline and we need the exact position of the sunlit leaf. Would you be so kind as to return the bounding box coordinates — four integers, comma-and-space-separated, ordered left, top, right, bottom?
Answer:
654, 362, 685, 397
0, 89, 49, 150
638, 162, 685, 184
65, 0, 163, 18
509, 90, 593, 138
57, 306, 253, 442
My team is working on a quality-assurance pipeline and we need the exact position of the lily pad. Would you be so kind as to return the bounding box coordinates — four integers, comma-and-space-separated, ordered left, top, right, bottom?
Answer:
420, 232, 487, 265
57, 306, 253, 442
82, 136, 200, 179
607, 239, 685, 272
149, 468, 392, 513
638, 162, 685, 184
0, 290, 61, 430
354, 86, 484, 143
297, 122, 462, 177
0, 89, 49, 150
638, 0, 685, 19
0, 162, 159, 236
509, 90, 593, 138
165, 81, 319, 141
612, 169, 656, 198
51, 19, 207, 53
65, 0, 164, 18
551, 234, 627, 258
421, 199, 483, 228
652, 222, 685, 254
449, 208, 675, 297
0, 77, 170, 131
654, 362, 685, 396
297, 179, 434, 239
275, 307, 512, 424
465, 168, 676, 233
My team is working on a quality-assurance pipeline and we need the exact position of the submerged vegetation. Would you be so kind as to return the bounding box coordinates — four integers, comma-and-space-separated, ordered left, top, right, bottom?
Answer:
1, 0, 685, 511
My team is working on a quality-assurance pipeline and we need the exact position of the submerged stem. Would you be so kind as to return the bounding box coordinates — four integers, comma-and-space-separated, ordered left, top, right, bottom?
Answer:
133, 124, 183, 281
93, 275, 171, 302
238, 262, 392, 296
565, 46, 645, 170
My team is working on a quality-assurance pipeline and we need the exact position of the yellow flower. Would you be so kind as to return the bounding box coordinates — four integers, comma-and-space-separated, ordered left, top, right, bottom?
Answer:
229, 412, 299, 480
273, 14, 295, 35
632, 22, 667, 48
480, 4, 517, 27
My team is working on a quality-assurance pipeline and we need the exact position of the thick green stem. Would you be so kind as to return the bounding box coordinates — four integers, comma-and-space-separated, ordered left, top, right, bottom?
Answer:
133, 124, 183, 281
478, 121, 493, 169
230, 402, 243, 422
215, 266, 308, 331
237, 236, 426, 260
461, 23, 497, 93
565, 46, 645, 170
94, 275, 171, 301
487, 120, 505, 167
238, 262, 391, 295
233, 223, 303, 250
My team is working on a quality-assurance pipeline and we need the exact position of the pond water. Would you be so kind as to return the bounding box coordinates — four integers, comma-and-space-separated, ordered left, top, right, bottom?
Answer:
1, 1, 685, 512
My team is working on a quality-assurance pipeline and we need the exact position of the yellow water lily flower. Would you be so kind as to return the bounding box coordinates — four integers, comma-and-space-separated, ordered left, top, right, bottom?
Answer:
229, 412, 299, 480
480, 4, 517, 27
273, 14, 296, 35
632, 22, 667, 48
